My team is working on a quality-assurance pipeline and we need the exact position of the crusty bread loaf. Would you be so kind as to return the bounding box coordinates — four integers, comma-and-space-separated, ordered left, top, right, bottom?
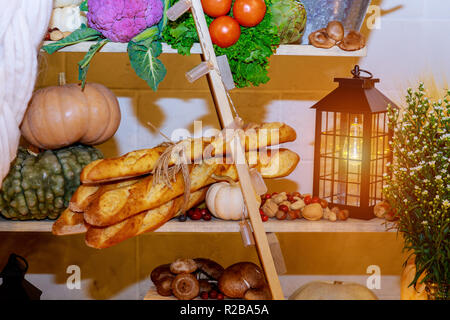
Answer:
69, 178, 140, 213
52, 208, 88, 235
82, 149, 299, 227
69, 185, 100, 212
80, 122, 296, 184
85, 188, 207, 249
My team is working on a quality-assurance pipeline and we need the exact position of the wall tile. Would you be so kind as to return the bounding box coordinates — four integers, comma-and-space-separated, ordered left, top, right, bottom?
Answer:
62, 52, 210, 91
35, 53, 66, 88
424, 0, 450, 19
368, 0, 424, 20
95, 91, 139, 157
135, 91, 221, 150
0, 233, 139, 300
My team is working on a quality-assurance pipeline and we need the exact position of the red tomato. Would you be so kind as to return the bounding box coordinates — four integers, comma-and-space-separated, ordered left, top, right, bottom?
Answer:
311, 196, 320, 204
201, 0, 232, 17
209, 16, 241, 48
232, 0, 266, 27
304, 195, 312, 205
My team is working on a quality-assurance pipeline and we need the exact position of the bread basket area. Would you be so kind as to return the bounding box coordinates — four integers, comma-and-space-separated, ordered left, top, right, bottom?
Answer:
0, 0, 448, 305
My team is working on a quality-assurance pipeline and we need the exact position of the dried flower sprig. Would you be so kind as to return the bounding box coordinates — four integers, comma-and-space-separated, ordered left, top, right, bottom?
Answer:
383, 83, 449, 300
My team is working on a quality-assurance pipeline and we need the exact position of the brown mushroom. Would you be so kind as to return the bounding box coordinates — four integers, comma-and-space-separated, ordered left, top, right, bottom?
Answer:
198, 279, 213, 293
156, 276, 174, 296
338, 30, 366, 51
326, 21, 344, 42
308, 28, 336, 49
244, 285, 272, 300
195, 258, 224, 280
150, 264, 173, 284
171, 273, 200, 300
170, 258, 197, 274
218, 262, 267, 299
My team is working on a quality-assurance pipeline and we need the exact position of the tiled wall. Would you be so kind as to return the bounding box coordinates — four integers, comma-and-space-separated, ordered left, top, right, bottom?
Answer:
1, 0, 448, 299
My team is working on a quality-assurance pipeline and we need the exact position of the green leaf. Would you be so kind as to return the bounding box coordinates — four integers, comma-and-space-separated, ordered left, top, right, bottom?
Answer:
80, 0, 88, 12
132, 26, 159, 43
78, 39, 109, 89
158, 0, 170, 36
42, 27, 103, 54
128, 40, 166, 91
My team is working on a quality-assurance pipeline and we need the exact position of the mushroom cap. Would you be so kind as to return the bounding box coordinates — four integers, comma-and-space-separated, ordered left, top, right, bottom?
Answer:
338, 30, 366, 51
198, 279, 214, 293
170, 258, 198, 274
218, 262, 266, 298
171, 273, 200, 300
326, 21, 344, 42
156, 276, 174, 296
308, 28, 336, 49
195, 258, 225, 280
244, 285, 272, 300
151, 263, 173, 284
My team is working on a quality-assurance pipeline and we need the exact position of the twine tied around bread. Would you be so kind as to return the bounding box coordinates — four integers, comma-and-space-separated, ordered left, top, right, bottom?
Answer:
148, 117, 266, 214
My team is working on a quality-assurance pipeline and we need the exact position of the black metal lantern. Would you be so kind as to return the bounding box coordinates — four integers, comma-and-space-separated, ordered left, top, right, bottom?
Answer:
311, 66, 398, 220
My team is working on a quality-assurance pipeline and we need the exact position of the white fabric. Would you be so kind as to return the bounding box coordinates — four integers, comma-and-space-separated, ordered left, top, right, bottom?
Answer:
0, 0, 52, 187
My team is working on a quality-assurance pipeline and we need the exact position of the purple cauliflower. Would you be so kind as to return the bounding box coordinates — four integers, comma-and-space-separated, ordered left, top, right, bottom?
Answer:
87, 0, 164, 43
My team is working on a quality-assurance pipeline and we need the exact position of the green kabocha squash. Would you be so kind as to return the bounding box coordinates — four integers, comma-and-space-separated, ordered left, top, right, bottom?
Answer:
0, 145, 103, 220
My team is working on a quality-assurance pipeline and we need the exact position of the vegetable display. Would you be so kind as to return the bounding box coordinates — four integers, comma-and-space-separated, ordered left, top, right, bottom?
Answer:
201, 0, 232, 17
49, 5, 87, 33
232, 0, 266, 27
43, 0, 168, 91
209, 16, 241, 48
289, 281, 378, 300
162, 0, 280, 88
206, 181, 250, 220
0, 145, 103, 220
270, 0, 306, 44
21, 82, 121, 150
86, 0, 163, 43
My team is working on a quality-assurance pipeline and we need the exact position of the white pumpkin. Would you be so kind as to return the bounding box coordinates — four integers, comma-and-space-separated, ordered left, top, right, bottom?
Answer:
49, 5, 87, 32
289, 281, 378, 300
206, 182, 248, 220
53, 0, 83, 8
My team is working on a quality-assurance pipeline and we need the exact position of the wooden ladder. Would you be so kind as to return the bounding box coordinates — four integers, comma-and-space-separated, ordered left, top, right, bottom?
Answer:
168, 0, 285, 300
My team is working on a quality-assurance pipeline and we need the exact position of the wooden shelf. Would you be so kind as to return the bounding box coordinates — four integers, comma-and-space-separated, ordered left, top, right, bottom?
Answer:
41, 41, 367, 57
0, 217, 394, 233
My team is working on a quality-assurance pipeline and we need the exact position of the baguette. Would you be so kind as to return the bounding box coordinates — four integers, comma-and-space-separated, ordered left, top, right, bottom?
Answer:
69, 178, 140, 213
85, 188, 208, 249
80, 122, 296, 184
52, 208, 88, 235
83, 148, 299, 227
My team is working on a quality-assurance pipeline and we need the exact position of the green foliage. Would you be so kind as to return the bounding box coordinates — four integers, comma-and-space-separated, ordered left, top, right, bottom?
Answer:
384, 83, 450, 299
162, 0, 280, 88
78, 39, 109, 89
128, 27, 167, 91
41, 25, 102, 54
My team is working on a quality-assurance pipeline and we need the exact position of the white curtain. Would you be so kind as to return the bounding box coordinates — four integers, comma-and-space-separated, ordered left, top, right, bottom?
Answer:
0, 0, 52, 187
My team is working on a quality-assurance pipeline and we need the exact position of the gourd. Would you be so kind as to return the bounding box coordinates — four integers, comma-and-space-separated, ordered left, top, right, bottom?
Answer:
21, 81, 121, 150
53, 0, 83, 8
49, 5, 87, 33
206, 173, 263, 220
206, 181, 247, 220
289, 281, 378, 300
400, 255, 428, 300
0, 145, 103, 220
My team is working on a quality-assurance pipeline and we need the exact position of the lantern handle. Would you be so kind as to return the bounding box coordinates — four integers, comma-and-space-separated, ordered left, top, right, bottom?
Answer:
351, 65, 373, 79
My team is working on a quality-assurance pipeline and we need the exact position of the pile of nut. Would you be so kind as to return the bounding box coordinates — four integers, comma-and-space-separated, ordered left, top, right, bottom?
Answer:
45, 28, 72, 41
260, 192, 350, 222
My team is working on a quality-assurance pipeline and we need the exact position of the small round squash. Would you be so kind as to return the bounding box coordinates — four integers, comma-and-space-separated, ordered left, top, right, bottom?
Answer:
206, 181, 247, 220
21, 82, 121, 149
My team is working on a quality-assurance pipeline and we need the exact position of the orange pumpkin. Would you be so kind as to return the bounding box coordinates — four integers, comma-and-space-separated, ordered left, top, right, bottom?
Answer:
21, 83, 121, 149
400, 255, 428, 300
